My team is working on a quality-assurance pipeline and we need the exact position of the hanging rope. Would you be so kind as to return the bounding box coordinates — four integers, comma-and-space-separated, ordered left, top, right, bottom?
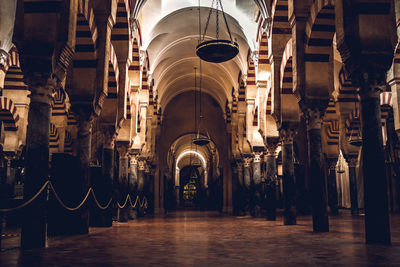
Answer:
0, 181, 50, 212
0, 180, 148, 213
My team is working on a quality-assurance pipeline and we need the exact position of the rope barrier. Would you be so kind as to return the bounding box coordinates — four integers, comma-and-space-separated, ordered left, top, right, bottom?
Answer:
0, 181, 50, 212
0, 180, 148, 213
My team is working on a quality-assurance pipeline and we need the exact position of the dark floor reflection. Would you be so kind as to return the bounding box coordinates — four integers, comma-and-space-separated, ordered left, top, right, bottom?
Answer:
1, 210, 400, 266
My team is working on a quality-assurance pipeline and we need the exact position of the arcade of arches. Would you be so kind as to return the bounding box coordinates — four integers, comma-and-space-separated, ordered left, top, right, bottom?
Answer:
1, 0, 400, 265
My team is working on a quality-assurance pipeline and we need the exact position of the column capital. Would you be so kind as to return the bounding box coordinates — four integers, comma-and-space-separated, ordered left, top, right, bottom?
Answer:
27, 74, 57, 105
102, 126, 116, 149
236, 161, 243, 172
253, 151, 263, 163
138, 159, 146, 171
243, 157, 252, 167
280, 128, 297, 145
129, 154, 138, 165
266, 137, 279, 156
302, 107, 325, 131
116, 141, 130, 157
346, 155, 358, 168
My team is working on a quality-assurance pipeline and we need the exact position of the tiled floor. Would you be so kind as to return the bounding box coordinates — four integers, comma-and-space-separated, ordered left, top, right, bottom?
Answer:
1, 210, 400, 266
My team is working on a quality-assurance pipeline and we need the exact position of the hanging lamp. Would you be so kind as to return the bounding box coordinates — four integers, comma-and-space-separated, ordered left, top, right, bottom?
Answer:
193, 60, 211, 146
348, 100, 363, 147
336, 150, 345, 174
196, 0, 239, 63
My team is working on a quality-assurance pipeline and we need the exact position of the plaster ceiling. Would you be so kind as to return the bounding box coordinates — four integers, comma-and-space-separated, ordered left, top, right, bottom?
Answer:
140, 0, 257, 108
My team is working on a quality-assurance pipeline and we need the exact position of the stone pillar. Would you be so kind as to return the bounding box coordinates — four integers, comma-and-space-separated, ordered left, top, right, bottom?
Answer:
91, 127, 114, 227
116, 142, 129, 222
21, 76, 56, 249
236, 162, 244, 216
346, 155, 359, 215
138, 159, 145, 195
326, 158, 339, 215
265, 139, 279, 221
360, 85, 390, 244
75, 110, 93, 233
304, 106, 329, 232
243, 157, 252, 215
280, 127, 297, 225
252, 152, 263, 217
128, 154, 138, 219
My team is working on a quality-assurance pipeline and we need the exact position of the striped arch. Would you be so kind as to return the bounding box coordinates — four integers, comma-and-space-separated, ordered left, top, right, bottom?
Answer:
108, 43, 120, 99
64, 130, 73, 154
232, 88, 238, 114
304, 0, 335, 93
280, 38, 299, 121
338, 67, 357, 103
238, 81, 246, 102
345, 107, 361, 139
325, 120, 339, 146
126, 89, 131, 119
49, 123, 60, 150
253, 107, 258, 127
141, 67, 149, 90
3, 47, 27, 91
0, 97, 20, 131
266, 89, 272, 115
271, 0, 290, 35
111, 0, 131, 45
51, 89, 67, 117
258, 32, 270, 75
67, 111, 77, 127
73, 1, 98, 73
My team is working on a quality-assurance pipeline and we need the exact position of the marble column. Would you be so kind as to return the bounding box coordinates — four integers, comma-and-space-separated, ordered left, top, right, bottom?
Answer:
21, 76, 56, 249
304, 107, 329, 232
346, 155, 359, 215
243, 157, 252, 215
252, 152, 263, 217
137, 159, 146, 217
116, 142, 129, 222
236, 162, 245, 216
128, 154, 138, 219
360, 84, 390, 244
91, 128, 114, 227
265, 139, 279, 221
75, 110, 93, 233
326, 158, 339, 215
280, 128, 297, 225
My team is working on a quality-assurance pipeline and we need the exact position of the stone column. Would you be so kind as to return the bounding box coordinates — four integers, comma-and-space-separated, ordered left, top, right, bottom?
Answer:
75, 110, 93, 233
326, 158, 339, 215
265, 139, 279, 221
21, 76, 56, 249
128, 154, 138, 219
243, 157, 252, 215
92, 127, 114, 227
116, 142, 129, 222
252, 152, 263, 217
346, 155, 359, 215
138, 159, 145, 195
360, 84, 390, 244
236, 162, 244, 215
280, 127, 297, 225
304, 107, 329, 232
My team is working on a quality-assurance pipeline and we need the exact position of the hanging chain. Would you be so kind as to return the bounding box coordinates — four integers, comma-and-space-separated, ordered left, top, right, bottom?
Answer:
216, 0, 219, 40
202, 0, 215, 41
219, 0, 234, 42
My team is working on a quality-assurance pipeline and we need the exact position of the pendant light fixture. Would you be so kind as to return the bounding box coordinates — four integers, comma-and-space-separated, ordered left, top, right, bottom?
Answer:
193, 60, 211, 146
336, 150, 345, 174
196, 0, 239, 63
348, 100, 363, 147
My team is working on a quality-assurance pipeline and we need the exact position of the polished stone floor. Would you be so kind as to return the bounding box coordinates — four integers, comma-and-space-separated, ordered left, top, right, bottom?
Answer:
1, 210, 400, 266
